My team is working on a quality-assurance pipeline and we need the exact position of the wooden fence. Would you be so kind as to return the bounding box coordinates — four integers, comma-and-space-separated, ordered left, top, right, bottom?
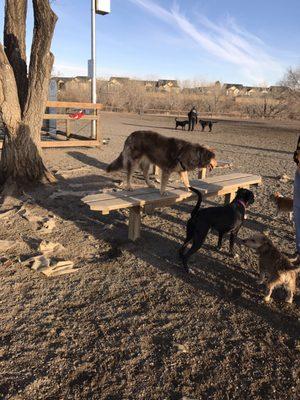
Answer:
0, 101, 103, 149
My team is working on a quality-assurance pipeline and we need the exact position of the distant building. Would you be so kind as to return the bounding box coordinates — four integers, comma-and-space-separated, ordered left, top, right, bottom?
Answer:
223, 83, 244, 96
156, 79, 180, 93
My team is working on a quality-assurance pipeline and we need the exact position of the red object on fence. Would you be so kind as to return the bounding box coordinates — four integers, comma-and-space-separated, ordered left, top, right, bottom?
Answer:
68, 110, 85, 119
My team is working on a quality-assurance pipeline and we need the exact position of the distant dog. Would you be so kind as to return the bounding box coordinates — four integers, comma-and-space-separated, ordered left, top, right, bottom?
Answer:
242, 233, 300, 303
179, 187, 254, 272
175, 118, 189, 130
106, 131, 217, 195
199, 120, 217, 132
270, 192, 293, 220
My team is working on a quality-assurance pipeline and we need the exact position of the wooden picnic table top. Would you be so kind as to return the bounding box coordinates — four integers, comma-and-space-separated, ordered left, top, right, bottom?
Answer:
82, 172, 262, 215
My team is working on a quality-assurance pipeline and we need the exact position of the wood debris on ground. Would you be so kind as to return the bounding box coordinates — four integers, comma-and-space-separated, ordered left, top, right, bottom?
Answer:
0, 240, 18, 252
23, 255, 76, 277
279, 173, 292, 183
38, 240, 66, 255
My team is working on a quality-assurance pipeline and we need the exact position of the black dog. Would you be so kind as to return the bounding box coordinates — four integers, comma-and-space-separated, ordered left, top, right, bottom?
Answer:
179, 187, 255, 272
199, 120, 217, 132
175, 118, 189, 130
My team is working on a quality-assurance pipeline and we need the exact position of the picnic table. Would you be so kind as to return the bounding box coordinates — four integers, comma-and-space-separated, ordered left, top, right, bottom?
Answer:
82, 172, 262, 241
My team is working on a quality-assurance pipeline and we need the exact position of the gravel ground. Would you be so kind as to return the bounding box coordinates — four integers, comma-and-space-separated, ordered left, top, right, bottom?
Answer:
0, 112, 300, 400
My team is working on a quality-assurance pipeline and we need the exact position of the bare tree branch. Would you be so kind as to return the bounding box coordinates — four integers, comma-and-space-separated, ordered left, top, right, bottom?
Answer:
279, 66, 300, 91
4, 0, 28, 114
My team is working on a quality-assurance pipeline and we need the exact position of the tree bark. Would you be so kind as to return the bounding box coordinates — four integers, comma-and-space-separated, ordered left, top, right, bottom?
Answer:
4, 0, 28, 114
0, 0, 58, 187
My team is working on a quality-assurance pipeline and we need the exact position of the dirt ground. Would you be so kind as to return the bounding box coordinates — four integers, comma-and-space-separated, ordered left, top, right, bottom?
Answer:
0, 112, 300, 400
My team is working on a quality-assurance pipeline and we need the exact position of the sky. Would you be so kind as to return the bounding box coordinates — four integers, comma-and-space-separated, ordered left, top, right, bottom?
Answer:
0, 0, 300, 86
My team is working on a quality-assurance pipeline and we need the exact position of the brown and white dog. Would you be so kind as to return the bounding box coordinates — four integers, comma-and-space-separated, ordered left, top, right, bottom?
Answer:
270, 192, 293, 220
106, 131, 217, 195
242, 233, 300, 303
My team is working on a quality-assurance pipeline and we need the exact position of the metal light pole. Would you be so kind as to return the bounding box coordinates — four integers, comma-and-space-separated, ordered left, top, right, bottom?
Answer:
90, 0, 110, 139
91, 0, 97, 139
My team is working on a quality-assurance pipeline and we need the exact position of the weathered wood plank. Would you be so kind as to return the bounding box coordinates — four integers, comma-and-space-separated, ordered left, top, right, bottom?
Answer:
43, 114, 97, 120
198, 160, 232, 179
82, 187, 159, 203
82, 173, 262, 214
89, 197, 141, 212
40, 140, 100, 148
83, 173, 251, 204
46, 101, 103, 110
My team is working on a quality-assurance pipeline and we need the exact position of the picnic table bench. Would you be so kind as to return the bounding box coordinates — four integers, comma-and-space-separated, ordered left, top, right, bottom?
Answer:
82, 172, 262, 241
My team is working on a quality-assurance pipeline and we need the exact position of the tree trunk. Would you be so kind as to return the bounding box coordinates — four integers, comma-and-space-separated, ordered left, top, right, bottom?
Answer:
4, 0, 28, 113
0, 0, 57, 187
1, 123, 55, 183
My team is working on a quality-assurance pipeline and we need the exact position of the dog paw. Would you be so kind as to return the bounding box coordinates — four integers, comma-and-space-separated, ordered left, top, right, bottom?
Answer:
125, 186, 134, 191
147, 183, 156, 189
264, 296, 271, 303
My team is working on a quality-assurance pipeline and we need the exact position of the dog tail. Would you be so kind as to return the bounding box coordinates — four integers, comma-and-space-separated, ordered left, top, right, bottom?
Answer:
106, 152, 123, 172
175, 117, 178, 121
189, 187, 203, 218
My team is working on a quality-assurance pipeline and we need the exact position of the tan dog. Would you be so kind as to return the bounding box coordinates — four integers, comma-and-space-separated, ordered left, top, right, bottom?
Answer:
106, 131, 217, 195
243, 233, 300, 303
270, 192, 293, 221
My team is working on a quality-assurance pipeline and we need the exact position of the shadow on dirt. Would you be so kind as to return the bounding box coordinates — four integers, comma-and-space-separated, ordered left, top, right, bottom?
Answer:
28, 171, 300, 342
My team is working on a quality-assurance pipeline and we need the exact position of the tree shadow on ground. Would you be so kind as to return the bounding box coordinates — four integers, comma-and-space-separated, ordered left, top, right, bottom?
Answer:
123, 122, 179, 131
67, 151, 108, 171
208, 141, 291, 156
29, 174, 300, 341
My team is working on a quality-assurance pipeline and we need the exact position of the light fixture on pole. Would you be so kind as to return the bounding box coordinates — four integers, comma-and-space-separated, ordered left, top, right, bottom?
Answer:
90, 0, 110, 139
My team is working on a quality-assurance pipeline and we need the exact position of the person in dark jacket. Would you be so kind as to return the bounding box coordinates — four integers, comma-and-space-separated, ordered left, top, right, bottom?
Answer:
188, 106, 198, 131
291, 134, 300, 264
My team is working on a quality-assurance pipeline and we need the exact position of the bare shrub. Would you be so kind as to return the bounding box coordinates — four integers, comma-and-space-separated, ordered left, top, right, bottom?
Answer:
56, 74, 300, 120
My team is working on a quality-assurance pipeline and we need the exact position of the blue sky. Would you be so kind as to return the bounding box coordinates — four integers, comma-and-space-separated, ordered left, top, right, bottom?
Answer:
0, 0, 299, 85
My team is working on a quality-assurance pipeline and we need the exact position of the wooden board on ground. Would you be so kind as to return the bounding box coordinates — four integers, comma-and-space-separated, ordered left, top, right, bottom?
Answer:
82, 172, 262, 241
198, 160, 232, 179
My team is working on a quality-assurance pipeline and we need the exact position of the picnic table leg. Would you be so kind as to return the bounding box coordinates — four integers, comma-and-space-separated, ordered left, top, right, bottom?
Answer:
128, 206, 141, 241
224, 192, 235, 205
198, 167, 207, 179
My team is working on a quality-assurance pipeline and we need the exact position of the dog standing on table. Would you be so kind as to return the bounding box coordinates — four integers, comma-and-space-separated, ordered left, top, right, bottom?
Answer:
179, 187, 254, 272
106, 131, 217, 195
242, 233, 300, 303
270, 192, 293, 221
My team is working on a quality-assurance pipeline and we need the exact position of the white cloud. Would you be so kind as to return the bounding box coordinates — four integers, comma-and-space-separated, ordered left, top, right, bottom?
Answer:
129, 0, 284, 84
53, 62, 141, 80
